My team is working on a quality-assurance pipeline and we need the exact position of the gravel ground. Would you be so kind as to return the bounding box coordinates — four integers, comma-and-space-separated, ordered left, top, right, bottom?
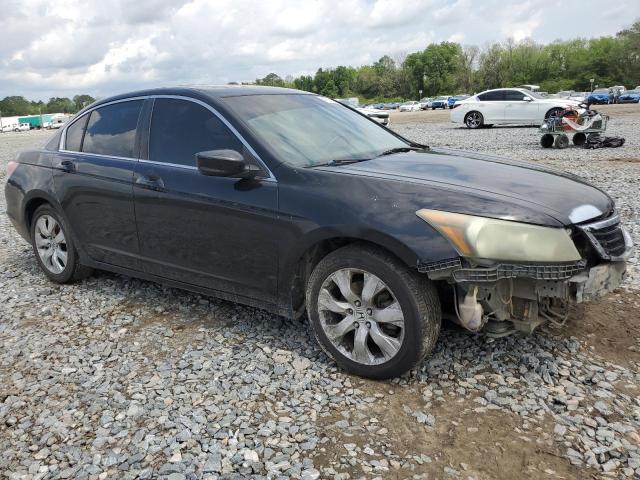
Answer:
1, 124, 639, 480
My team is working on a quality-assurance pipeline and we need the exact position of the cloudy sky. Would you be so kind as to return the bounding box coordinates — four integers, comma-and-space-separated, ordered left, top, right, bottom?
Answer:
2, 0, 638, 100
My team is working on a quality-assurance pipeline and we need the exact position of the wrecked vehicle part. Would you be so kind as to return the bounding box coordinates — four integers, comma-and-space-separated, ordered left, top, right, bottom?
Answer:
419, 212, 633, 336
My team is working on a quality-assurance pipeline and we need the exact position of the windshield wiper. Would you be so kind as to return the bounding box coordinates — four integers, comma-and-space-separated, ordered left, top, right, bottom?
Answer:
377, 146, 424, 157
306, 158, 372, 168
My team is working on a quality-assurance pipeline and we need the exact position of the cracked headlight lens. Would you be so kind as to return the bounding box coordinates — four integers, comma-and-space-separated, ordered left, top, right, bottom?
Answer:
416, 209, 581, 262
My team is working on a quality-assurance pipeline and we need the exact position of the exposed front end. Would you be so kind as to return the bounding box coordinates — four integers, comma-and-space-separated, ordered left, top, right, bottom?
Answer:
417, 210, 633, 336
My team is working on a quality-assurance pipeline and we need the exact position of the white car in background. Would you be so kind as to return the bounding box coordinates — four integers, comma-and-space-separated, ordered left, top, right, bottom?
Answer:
335, 98, 391, 126
398, 101, 421, 112
1, 123, 30, 132
450, 88, 581, 129
357, 106, 390, 126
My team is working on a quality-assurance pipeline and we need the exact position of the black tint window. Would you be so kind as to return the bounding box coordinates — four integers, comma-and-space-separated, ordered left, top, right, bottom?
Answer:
149, 98, 243, 166
82, 100, 143, 157
65, 115, 88, 151
505, 90, 528, 101
478, 91, 505, 101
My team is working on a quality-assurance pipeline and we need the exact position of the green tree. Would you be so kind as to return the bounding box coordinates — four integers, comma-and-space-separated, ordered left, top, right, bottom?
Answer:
0, 96, 34, 116
320, 79, 338, 97
45, 97, 75, 113
256, 73, 285, 87
73, 94, 95, 111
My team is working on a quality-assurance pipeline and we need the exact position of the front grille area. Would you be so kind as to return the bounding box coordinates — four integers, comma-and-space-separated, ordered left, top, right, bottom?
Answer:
579, 214, 630, 260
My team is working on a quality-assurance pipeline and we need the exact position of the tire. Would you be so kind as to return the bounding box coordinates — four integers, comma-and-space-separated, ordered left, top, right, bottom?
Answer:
30, 204, 93, 283
305, 244, 441, 379
431, 107, 435, 110
573, 132, 586, 146
545, 107, 563, 120
464, 111, 484, 129
554, 134, 569, 149
540, 134, 554, 148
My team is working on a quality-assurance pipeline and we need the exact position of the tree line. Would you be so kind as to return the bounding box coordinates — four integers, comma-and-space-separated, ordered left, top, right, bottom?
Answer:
254, 19, 640, 102
0, 95, 95, 117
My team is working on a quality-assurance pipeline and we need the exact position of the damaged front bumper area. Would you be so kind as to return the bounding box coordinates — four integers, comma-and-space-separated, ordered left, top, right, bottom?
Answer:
419, 216, 633, 336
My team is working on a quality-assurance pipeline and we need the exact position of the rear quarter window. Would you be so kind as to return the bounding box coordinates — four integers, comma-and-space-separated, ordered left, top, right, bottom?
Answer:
65, 115, 89, 151
478, 91, 505, 101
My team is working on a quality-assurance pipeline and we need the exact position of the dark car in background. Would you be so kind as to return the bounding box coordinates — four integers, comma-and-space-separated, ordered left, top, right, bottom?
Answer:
5, 86, 632, 379
617, 89, 640, 103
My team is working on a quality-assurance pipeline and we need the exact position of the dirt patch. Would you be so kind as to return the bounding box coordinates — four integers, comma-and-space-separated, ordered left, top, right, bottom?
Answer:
564, 289, 640, 368
314, 381, 582, 479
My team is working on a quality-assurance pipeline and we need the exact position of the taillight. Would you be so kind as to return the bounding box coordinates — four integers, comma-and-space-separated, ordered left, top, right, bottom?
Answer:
6, 161, 18, 178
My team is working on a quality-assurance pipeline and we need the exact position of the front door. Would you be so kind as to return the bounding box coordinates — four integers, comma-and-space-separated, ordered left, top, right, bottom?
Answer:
133, 97, 279, 305
53, 99, 144, 269
503, 90, 540, 123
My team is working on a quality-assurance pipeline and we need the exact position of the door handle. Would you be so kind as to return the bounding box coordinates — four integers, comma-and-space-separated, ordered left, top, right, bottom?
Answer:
59, 159, 75, 172
135, 174, 165, 191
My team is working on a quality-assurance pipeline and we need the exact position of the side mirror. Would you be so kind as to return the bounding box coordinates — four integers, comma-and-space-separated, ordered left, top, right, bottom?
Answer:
195, 150, 260, 178
523, 97, 533, 102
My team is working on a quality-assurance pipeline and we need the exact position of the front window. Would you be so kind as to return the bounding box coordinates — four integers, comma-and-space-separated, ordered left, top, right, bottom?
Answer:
222, 94, 408, 168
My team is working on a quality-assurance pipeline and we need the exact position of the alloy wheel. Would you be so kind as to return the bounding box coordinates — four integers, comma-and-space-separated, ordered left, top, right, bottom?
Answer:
317, 268, 405, 365
34, 215, 68, 274
466, 112, 482, 128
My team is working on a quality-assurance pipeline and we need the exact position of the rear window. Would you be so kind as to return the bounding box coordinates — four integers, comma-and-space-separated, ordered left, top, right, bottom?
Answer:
478, 91, 505, 101
82, 100, 143, 158
65, 115, 88, 151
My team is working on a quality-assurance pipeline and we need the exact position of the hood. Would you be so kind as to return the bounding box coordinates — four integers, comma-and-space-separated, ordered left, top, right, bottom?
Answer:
320, 148, 613, 226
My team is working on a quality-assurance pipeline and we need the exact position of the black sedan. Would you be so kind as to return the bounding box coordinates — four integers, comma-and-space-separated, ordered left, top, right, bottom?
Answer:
5, 86, 632, 379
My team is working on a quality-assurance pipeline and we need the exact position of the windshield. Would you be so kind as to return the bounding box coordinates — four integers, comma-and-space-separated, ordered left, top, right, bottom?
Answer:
593, 89, 609, 93
222, 94, 408, 168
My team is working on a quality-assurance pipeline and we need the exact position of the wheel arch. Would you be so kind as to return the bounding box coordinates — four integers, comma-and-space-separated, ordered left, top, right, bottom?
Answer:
23, 191, 62, 238
279, 230, 422, 319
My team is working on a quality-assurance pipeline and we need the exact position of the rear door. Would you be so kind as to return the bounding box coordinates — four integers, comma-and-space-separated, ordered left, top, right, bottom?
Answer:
476, 90, 505, 122
133, 97, 279, 305
503, 89, 540, 123
53, 99, 144, 269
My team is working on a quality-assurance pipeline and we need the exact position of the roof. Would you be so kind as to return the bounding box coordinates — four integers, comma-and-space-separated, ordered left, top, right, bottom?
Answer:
88, 85, 311, 111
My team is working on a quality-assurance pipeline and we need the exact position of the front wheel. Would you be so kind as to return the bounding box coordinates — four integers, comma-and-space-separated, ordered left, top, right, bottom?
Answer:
30, 205, 93, 283
465, 111, 484, 129
306, 244, 441, 379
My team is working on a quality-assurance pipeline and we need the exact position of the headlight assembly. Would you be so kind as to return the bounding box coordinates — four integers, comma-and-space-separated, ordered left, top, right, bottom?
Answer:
416, 209, 581, 262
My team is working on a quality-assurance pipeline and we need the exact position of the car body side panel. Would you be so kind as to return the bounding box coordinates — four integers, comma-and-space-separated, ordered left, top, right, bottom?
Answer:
273, 166, 461, 315
4, 150, 55, 241
133, 163, 280, 305
52, 152, 142, 270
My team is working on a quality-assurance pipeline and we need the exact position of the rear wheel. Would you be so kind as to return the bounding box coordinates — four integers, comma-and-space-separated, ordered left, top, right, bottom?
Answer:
464, 111, 484, 129
30, 205, 93, 283
306, 245, 441, 379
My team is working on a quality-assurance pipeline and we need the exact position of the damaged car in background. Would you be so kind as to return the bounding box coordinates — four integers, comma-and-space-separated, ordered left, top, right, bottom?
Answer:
5, 86, 632, 379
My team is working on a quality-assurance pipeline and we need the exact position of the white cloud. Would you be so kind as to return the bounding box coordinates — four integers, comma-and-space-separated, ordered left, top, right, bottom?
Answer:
1, 0, 638, 100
